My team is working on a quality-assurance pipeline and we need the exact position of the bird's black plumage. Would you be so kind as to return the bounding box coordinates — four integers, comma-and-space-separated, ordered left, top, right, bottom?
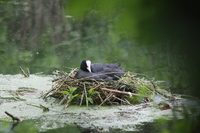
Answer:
75, 69, 113, 80
75, 59, 124, 80
91, 62, 121, 73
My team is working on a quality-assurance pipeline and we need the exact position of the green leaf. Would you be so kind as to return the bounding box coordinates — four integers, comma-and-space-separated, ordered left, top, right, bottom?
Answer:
72, 94, 79, 99
59, 91, 70, 95
87, 97, 93, 104
68, 87, 77, 93
88, 88, 99, 95
88, 88, 94, 94
68, 94, 72, 100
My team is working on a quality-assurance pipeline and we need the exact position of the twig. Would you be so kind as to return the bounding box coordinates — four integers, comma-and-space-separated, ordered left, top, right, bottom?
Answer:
97, 93, 103, 103
101, 88, 144, 97
64, 99, 71, 108
134, 73, 156, 88
79, 90, 84, 106
42, 79, 66, 99
124, 98, 131, 105
59, 94, 68, 105
5, 111, 21, 122
19, 66, 28, 77
27, 68, 30, 77
146, 86, 171, 98
19, 66, 30, 77
113, 95, 133, 105
98, 93, 113, 107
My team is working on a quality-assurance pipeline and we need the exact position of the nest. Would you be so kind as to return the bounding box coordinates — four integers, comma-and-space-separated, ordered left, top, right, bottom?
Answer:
43, 69, 171, 108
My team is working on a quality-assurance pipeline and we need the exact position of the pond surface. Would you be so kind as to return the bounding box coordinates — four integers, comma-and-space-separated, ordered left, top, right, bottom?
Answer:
1, 74, 199, 132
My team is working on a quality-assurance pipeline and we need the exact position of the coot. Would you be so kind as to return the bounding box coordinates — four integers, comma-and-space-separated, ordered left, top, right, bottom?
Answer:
75, 59, 124, 80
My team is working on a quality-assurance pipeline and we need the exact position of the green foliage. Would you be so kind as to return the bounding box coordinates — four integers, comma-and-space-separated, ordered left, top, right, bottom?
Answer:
120, 76, 134, 84
59, 87, 80, 101
59, 91, 70, 95
86, 97, 93, 104
86, 88, 99, 104
137, 78, 155, 98
127, 96, 143, 104
127, 76, 156, 104
88, 88, 99, 95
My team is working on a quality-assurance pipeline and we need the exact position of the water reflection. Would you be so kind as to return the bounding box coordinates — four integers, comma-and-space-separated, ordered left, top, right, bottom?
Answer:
0, 120, 81, 133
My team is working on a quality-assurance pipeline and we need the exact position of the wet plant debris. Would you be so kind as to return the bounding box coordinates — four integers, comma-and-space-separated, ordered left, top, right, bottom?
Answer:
43, 69, 172, 108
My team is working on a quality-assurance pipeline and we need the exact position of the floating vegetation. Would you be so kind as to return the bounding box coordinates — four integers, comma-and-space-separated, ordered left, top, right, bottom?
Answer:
43, 69, 172, 108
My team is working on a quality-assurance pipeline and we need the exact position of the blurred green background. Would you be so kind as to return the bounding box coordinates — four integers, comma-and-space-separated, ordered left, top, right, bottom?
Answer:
0, 0, 200, 97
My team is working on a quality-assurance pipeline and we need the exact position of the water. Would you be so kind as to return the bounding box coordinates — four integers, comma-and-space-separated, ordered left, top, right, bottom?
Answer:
0, 74, 199, 132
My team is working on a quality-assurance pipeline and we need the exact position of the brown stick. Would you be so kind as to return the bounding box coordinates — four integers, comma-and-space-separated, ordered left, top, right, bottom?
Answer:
101, 88, 143, 97
27, 68, 30, 77
59, 94, 68, 105
98, 93, 113, 107
79, 90, 84, 106
5, 111, 21, 122
19, 66, 28, 77
112, 95, 133, 105
97, 93, 103, 103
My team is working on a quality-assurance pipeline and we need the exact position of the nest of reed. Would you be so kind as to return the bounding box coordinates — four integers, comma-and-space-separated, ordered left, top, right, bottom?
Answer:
43, 69, 171, 108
